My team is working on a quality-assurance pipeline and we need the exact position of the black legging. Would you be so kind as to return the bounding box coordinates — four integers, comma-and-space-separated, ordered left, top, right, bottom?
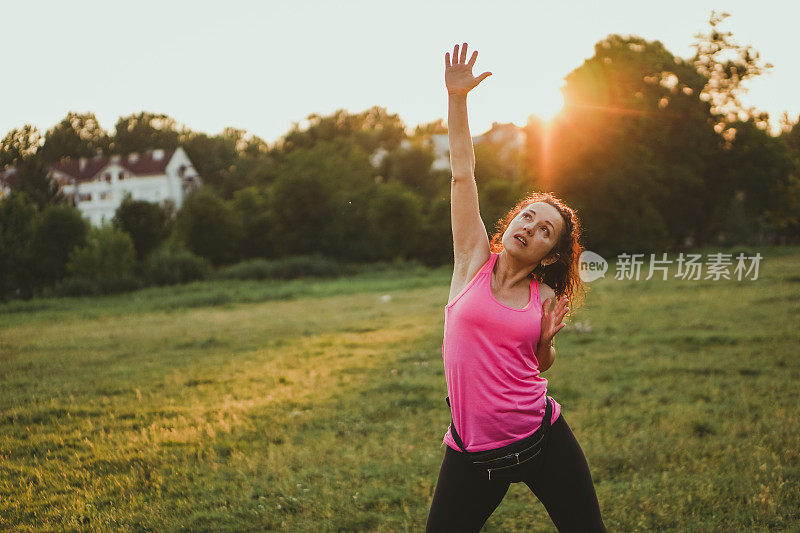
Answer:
426, 414, 606, 532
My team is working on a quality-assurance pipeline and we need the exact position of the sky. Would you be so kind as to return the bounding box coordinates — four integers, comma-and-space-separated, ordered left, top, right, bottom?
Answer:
2, 0, 798, 145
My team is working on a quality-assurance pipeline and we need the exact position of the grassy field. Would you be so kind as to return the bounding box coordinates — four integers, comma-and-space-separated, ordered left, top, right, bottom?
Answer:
1, 246, 798, 531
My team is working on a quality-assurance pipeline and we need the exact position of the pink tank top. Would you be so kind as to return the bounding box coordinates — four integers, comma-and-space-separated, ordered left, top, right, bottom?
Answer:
442, 252, 561, 452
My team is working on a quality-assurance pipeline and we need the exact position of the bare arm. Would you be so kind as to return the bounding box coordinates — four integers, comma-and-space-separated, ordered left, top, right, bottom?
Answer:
448, 94, 487, 262
445, 43, 492, 291
537, 285, 570, 373
447, 92, 477, 179
537, 341, 556, 373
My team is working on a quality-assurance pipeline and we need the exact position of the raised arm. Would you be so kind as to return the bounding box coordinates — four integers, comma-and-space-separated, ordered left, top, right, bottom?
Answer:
445, 43, 492, 295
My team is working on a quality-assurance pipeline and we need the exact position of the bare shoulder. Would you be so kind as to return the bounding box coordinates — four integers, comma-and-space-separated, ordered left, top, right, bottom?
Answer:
448, 247, 491, 305
539, 281, 556, 307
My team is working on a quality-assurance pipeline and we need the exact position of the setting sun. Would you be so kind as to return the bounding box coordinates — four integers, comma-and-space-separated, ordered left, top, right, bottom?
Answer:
530, 88, 565, 121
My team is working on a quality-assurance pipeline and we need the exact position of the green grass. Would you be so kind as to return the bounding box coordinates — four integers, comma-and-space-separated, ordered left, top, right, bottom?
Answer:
1, 246, 798, 531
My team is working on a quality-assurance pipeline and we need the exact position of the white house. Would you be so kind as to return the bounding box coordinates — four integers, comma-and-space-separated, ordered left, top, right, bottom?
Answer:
426, 122, 524, 172
429, 134, 452, 171
472, 122, 526, 149
351, 122, 526, 179
0, 147, 201, 225
49, 147, 201, 226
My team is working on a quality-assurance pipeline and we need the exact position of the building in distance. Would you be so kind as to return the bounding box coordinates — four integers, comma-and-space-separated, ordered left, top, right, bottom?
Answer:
1, 147, 201, 226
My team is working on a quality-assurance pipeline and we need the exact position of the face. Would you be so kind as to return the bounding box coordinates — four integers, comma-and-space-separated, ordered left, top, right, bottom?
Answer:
501, 202, 565, 267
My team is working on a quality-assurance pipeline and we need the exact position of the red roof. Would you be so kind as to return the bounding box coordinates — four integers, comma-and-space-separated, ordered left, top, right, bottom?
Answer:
48, 148, 177, 183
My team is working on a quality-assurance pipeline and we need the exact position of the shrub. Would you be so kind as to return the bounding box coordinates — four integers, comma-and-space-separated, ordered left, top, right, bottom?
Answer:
67, 225, 136, 278
215, 254, 355, 281
55, 276, 99, 297
55, 274, 143, 297
142, 248, 210, 286
58, 226, 141, 296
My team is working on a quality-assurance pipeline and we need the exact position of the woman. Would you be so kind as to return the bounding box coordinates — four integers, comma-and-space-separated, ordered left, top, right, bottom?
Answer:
425, 43, 606, 532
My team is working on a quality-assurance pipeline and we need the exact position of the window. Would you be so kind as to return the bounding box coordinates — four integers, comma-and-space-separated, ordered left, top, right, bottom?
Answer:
100, 191, 112, 201
78, 192, 92, 202
118, 171, 126, 181
104, 172, 111, 183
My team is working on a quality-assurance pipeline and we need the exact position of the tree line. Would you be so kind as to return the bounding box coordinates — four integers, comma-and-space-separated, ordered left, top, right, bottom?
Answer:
1, 12, 799, 300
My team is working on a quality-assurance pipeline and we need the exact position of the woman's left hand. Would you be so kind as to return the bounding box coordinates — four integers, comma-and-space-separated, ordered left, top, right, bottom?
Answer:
540, 296, 569, 346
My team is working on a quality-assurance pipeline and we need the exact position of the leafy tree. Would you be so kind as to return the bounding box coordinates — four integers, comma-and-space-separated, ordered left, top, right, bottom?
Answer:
778, 114, 800, 242
276, 106, 407, 158
270, 140, 376, 260
233, 133, 277, 192
417, 195, 453, 266
112, 111, 180, 154
413, 118, 448, 137
781, 113, 800, 170
770, 173, 800, 243
232, 187, 275, 259
380, 142, 438, 198
526, 34, 720, 254
366, 181, 426, 260
715, 119, 798, 244
0, 192, 38, 299
474, 124, 528, 183
39, 112, 110, 162
692, 11, 773, 128
235, 155, 277, 194
478, 179, 528, 236
175, 188, 243, 266
13, 156, 64, 209
239, 133, 271, 160
180, 130, 240, 195
473, 133, 529, 235
181, 128, 275, 197
0, 125, 41, 168
112, 196, 172, 260
30, 204, 89, 287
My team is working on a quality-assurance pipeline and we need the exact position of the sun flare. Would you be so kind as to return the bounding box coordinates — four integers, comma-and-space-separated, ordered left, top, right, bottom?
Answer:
531, 88, 565, 121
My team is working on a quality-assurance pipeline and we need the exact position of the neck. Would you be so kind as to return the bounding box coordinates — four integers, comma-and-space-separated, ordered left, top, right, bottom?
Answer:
493, 251, 536, 289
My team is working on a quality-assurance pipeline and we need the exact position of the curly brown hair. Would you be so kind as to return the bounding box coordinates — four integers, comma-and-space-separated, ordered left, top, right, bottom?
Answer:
489, 191, 587, 310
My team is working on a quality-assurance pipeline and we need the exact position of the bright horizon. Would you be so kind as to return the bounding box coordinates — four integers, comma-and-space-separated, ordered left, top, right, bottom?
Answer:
2, 0, 798, 144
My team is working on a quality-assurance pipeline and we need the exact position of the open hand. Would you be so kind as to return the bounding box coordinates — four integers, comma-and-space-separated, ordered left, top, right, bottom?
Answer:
540, 296, 569, 346
445, 42, 492, 96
